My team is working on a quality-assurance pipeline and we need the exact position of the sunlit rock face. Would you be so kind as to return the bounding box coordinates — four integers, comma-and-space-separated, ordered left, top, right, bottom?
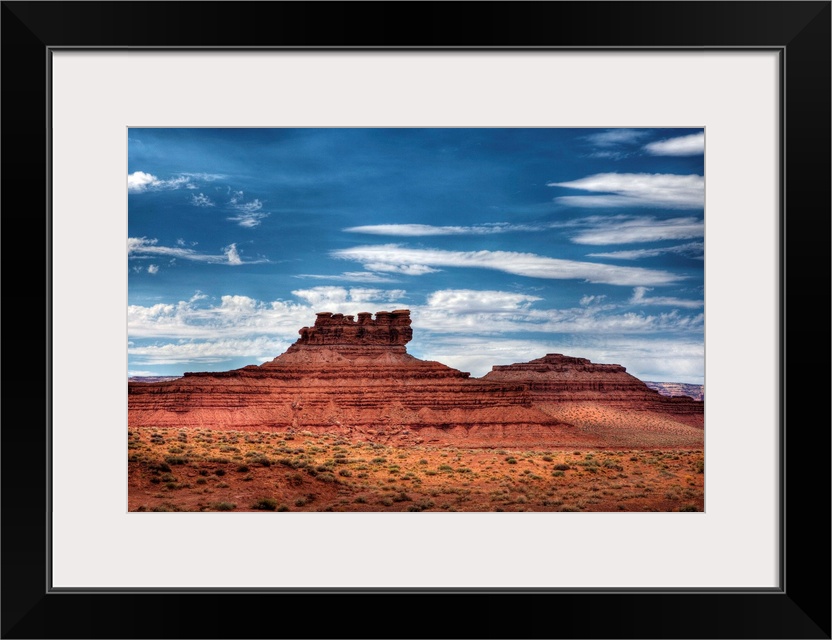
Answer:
128, 310, 703, 447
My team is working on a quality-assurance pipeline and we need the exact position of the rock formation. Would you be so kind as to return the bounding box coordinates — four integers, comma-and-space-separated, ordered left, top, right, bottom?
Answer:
128, 310, 704, 447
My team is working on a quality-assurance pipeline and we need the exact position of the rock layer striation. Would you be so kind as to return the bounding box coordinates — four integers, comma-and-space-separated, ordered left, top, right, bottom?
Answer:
129, 310, 704, 447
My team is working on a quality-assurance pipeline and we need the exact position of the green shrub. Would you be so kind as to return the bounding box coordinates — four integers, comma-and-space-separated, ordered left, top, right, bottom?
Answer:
252, 498, 278, 511
213, 502, 236, 511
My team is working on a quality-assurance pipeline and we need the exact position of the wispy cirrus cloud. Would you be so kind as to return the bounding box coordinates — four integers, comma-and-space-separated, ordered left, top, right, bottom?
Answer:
570, 216, 704, 245
644, 132, 705, 156
129, 337, 292, 365
588, 241, 704, 260
291, 286, 406, 308
332, 244, 681, 286
190, 193, 215, 207
227, 191, 270, 228
425, 289, 542, 313
127, 171, 190, 193
344, 222, 543, 236
582, 129, 650, 159
128, 171, 224, 194
415, 292, 702, 337
585, 129, 649, 147
549, 173, 704, 209
295, 272, 400, 284
629, 286, 703, 309
128, 237, 267, 266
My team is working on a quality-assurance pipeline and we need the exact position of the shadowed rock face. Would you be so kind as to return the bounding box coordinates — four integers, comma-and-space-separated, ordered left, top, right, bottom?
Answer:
128, 310, 704, 447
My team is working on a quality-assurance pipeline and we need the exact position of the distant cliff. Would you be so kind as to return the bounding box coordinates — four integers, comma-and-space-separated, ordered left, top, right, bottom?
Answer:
643, 382, 704, 402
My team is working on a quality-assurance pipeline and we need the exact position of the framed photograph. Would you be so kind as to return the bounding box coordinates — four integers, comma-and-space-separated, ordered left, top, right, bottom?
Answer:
125, 125, 707, 516
3, 2, 829, 638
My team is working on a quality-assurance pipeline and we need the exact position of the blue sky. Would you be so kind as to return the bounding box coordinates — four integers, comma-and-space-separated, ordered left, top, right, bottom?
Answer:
128, 128, 704, 383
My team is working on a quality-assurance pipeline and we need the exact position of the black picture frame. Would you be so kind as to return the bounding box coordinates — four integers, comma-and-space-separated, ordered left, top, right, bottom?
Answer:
2, 2, 829, 638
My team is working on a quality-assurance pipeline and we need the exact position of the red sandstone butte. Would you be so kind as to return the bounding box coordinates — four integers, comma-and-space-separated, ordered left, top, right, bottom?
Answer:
128, 310, 704, 447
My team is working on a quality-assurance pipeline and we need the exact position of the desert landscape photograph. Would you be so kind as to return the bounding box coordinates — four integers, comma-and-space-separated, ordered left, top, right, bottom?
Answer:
128, 127, 705, 513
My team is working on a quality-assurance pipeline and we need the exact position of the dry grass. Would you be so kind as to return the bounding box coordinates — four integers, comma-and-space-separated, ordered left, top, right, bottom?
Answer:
128, 427, 704, 513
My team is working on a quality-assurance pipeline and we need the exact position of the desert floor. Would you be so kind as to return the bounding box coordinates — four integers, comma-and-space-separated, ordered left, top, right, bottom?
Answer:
128, 427, 704, 513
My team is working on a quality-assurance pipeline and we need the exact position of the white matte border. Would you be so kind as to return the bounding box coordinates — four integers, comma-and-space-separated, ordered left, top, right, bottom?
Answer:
51, 51, 779, 588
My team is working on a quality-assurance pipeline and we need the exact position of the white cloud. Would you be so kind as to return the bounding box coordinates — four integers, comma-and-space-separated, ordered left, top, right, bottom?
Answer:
579, 130, 651, 160
127, 369, 164, 377
128, 295, 313, 340
128, 237, 267, 266
191, 193, 214, 207
584, 129, 649, 147
629, 286, 703, 309
579, 294, 606, 306
363, 262, 440, 276
228, 212, 269, 228
414, 334, 703, 382
223, 244, 242, 265
644, 132, 705, 156
181, 172, 225, 182
127, 171, 191, 193
349, 287, 407, 303
413, 304, 703, 338
127, 171, 158, 193
227, 194, 270, 227
344, 222, 542, 236
425, 289, 542, 313
128, 290, 703, 381
129, 289, 406, 343
549, 173, 704, 209
147, 264, 159, 275
129, 337, 291, 365
571, 217, 704, 245
333, 244, 681, 286
291, 286, 406, 308
588, 241, 704, 260
230, 197, 263, 212
295, 272, 400, 284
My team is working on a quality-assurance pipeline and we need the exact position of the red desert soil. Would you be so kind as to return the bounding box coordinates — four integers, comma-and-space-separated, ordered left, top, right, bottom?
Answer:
128, 310, 704, 512
128, 428, 704, 513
